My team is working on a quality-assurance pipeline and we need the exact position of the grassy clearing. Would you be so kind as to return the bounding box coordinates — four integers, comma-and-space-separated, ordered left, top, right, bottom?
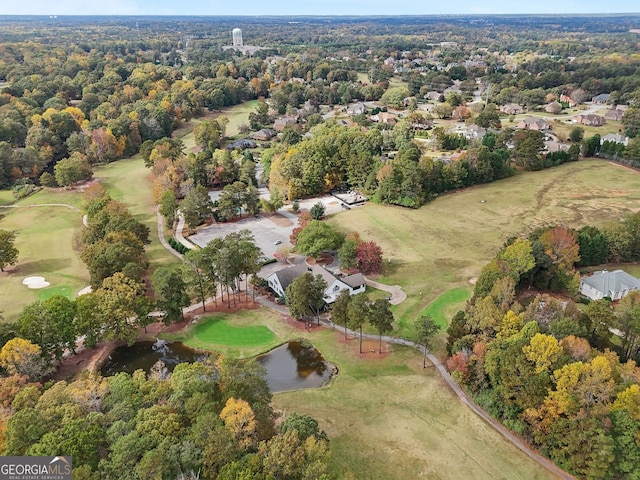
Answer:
419, 287, 471, 329
209, 310, 560, 480
0, 189, 89, 321
162, 308, 287, 358
220, 101, 258, 137
329, 159, 640, 340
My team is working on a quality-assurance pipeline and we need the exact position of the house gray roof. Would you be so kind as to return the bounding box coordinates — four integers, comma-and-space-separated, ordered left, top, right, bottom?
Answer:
342, 273, 366, 289
581, 270, 640, 296
273, 264, 308, 292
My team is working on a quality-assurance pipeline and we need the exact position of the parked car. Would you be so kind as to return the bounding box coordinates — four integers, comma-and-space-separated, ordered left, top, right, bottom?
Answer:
274, 240, 282, 245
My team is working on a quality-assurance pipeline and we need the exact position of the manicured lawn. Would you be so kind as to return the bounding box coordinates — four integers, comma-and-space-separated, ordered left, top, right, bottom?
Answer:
419, 286, 471, 329
0, 189, 89, 321
328, 159, 640, 340
192, 316, 275, 346
162, 308, 287, 358
36, 285, 74, 301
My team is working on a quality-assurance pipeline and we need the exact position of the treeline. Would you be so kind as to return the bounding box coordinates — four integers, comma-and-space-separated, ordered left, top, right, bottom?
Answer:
0, 360, 332, 479
266, 121, 513, 208
445, 216, 640, 479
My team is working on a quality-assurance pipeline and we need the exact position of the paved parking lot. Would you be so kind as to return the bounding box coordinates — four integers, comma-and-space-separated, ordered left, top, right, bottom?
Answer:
188, 195, 347, 261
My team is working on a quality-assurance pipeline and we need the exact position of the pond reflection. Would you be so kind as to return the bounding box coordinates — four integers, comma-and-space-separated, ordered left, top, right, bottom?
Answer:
100, 339, 336, 393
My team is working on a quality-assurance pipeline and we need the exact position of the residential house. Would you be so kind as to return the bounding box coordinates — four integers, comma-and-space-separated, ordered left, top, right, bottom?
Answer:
517, 117, 550, 131
545, 101, 563, 114
267, 263, 366, 304
464, 125, 487, 140
424, 91, 443, 102
579, 270, 640, 301
601, 133, 629, 146
252, 129, 278, 141
591, 93, 611, 104
544, 139, 569, 153
576, 114, 606, 127
273, 116, 297, 132
500, 103, 524, 115
370, 112, 397, 125
346, 102, 367, 116
559, 94, 576, 107
604, 109, 624, 121
226, 139, 256, 150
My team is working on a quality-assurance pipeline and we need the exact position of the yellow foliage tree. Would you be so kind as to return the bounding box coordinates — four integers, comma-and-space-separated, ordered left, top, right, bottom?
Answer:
0, 338, 48, 380
612, 384, 640, 420
523, 333, 563, 374
219, 397, 257, 449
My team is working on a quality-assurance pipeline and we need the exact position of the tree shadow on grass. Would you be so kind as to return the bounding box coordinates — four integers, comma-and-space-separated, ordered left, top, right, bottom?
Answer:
16, 259, 74, 277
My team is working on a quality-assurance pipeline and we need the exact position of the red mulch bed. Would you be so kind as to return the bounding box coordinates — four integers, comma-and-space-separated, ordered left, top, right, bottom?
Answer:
337, 333, 391, 359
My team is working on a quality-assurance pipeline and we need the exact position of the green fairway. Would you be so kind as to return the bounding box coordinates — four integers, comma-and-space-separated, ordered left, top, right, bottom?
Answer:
329, 159, 640, 339
0, 189, 89, 321
420, 286, 471, 329
36, 285, 74, 301
93, 157, 179, 268
193, 315, 275, 346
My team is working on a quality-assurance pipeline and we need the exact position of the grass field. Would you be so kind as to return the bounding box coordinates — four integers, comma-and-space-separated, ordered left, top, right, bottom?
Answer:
201, 308, 561, 479
0, 189, 88, 321
0, 190, 14, 206
329, 158, 640, 340
162, 308, 287, 358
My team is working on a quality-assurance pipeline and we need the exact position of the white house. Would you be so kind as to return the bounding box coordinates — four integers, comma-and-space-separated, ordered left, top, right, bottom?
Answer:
267, 264, 366, 304
579, 270, 640, 301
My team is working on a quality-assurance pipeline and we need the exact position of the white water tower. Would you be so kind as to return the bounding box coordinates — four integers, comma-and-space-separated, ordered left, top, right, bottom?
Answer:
232, 28, 243, 47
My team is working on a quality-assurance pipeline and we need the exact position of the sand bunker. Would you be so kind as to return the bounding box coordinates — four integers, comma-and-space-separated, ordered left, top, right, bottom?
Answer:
77, 286, 93, 296
22, 276, 50, 289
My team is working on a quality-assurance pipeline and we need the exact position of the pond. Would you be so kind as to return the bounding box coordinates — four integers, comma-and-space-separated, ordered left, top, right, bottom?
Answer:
99, 339, 336, 393
257, 340, 336, 393
100, 340, 208, 376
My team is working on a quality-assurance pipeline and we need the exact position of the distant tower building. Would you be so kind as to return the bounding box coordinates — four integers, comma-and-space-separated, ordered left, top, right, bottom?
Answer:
232, 28, 243, 47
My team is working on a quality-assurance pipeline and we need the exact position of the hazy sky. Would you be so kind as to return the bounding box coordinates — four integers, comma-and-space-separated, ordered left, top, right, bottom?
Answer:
0, 0, 638, 16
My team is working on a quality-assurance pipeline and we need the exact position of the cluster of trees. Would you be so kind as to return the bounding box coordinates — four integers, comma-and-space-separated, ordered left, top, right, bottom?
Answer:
80, 184, 150, 289
445, 221, 640, 478
288, 214, 384, 275
266, 121, 515, 209
0, 359, 332, 479
0, 229, 18, 272
182, 230, 262, 310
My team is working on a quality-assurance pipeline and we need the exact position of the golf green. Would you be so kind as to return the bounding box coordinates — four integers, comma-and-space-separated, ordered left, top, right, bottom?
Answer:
193, 316, 276, 346
420, 287, 471, 329
36, 285, 74, 301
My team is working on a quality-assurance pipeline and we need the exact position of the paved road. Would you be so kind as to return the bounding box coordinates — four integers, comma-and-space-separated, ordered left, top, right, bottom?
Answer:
157, 207, 183, 260
174, 213, 196, 250
364, 278, 406, 305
